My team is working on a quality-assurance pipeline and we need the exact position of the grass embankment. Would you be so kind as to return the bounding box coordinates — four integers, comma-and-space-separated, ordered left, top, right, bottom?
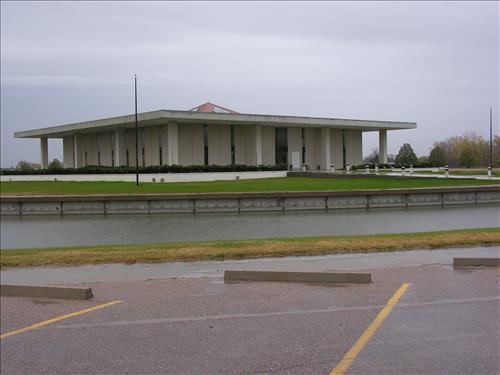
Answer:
1, 228, 498, 269
0, 177, 496, 196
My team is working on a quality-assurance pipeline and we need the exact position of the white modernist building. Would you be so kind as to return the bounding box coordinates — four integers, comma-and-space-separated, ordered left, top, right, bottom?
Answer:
15, 102, 416, 170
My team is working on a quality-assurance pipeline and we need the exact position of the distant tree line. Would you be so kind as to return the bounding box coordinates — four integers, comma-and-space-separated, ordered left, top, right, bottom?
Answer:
363, 132, 499, 168
363, 144, 420, 167
429, 132, 499, 167
14, 159, 62, 173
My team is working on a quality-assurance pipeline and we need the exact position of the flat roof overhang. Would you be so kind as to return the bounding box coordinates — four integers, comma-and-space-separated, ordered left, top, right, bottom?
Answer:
14, 110, 417, 138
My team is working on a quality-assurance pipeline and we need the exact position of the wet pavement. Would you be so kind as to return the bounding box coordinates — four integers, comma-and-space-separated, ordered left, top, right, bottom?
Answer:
1, 247, 499, 374
1, 245, 499, 285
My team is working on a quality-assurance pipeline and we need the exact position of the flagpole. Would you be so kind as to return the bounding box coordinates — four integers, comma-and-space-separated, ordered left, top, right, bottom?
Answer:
490, 107, 493, 167
135, 74, 139, 186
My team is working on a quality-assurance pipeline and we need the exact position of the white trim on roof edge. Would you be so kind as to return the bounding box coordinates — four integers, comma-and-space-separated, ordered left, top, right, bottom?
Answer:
14, 109, 416, 138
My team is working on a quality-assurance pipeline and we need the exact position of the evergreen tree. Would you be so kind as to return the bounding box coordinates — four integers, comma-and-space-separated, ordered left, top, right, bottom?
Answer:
395, 143, 418, 166
48, 158, 63, 170
428, 146, 446, 167
458, 148, 476, 168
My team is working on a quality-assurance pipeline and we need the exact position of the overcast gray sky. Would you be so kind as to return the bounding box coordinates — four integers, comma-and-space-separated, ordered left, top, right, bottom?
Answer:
1, 1, 498, 167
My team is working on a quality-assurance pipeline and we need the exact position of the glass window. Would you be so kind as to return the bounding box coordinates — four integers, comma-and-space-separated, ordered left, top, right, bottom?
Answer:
125, 130, 129, 167
97, 134, 101, 167
84, 135, 88, 166
301, 128, 306, 164
141, 128, 145, 167
111, 132, 115, 167
231, 125, 235, 165
204, 125, 209, 166
275, 127, 288, 165
158, 127, 163, 165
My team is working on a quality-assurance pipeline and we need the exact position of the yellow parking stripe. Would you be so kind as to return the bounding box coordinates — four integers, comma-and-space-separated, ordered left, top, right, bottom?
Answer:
330, 283, 410, 375
0, 300, 122, 340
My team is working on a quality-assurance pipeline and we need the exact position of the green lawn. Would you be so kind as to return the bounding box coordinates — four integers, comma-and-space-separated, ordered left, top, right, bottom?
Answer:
0, 177, 496, 196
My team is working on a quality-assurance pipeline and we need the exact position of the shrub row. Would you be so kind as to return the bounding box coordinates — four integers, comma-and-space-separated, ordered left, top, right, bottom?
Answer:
1, 164, 288, 175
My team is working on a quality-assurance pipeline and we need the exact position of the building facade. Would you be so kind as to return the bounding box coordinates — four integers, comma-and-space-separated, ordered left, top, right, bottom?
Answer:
15, 103, 416, 170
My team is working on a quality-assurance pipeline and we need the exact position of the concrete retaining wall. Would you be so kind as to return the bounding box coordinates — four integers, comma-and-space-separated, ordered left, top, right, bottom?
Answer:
1, 186, 498, 216
0, 171, 287, 183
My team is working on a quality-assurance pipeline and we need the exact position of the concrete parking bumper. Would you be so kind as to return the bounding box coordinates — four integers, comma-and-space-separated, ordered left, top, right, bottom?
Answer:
1, 284, 93, 300
453, 258, 500, 268
224, 270, 371, 284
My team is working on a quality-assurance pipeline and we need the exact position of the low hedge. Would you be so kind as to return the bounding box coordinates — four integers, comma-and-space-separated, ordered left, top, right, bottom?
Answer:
1, 164, 288, 175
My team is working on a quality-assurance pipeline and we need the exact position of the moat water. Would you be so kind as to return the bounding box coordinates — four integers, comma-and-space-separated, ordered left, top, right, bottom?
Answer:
1, 205, 499, 249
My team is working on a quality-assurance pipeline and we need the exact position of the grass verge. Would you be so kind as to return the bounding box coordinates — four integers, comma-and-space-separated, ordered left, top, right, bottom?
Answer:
0, 177, 496, 196
1, 228, 498, 269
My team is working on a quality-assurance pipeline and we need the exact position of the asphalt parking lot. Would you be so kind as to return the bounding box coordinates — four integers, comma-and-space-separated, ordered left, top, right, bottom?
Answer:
1, 249, 499, 374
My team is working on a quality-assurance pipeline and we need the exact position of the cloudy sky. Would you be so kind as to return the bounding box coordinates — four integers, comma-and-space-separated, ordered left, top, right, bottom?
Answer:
1, 1, 498, 167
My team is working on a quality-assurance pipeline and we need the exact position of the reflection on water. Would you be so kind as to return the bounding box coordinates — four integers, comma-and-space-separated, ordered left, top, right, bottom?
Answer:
1, 205, 499, 249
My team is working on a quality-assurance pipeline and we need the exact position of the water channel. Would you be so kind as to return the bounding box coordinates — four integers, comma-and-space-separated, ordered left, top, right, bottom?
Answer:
1, 205, 499, 249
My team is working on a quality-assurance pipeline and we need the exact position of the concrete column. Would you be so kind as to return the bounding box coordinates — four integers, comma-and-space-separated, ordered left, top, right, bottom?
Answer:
379, 130, 387, 164
126, 129, 136, 167
137, 128, 144, 167
143, 127, 160, 166
261, 127, 275, 165
40, 137, 48, 168
74, 135, 79, 168
85, 134, 99, 166
234, 126, 247, 164
345, 130, 363, 166
63, 136, 75, 168
321, 128, 331, 170
255, 125, 263, 165
287, 128, 301, 169
161, 125, 169, 165
114, 129, 126, 167
149, 127, 161, 166
330, 129, 342, 169
74, 135, 85, 168
99, 132, 113, 166
167, 122, 179, 165
303, 128, 316, 168
207, 124, 231, 165
244, 127, 256, 165
313, 128, 322, 170
83, 135, 88, 166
